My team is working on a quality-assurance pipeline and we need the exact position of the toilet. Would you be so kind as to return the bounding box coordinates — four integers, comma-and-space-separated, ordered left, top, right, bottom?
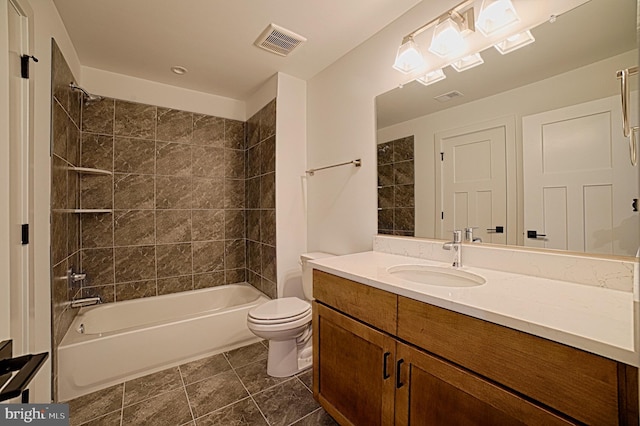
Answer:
247, 252, 334, 377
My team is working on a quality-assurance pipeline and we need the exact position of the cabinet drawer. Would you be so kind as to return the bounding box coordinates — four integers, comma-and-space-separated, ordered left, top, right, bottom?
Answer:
313, 270, 397, 335
397, 296, 627, 425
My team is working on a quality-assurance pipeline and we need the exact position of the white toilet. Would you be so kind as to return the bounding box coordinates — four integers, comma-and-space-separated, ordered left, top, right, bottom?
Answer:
247, 252, 333, 377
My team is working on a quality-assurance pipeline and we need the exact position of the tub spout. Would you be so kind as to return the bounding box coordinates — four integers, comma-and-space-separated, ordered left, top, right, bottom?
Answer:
70, 297, 102, 308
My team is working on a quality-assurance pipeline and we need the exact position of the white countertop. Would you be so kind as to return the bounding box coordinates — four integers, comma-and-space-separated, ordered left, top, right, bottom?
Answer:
310, 251, 639, 367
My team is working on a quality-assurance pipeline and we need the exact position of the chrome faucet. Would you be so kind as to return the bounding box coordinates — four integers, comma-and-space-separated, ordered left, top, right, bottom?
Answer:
442, 230, 463, 268
464, 227, 482, 243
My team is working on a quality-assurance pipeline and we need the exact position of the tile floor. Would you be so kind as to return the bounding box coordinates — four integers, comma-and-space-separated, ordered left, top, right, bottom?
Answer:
65, 341, 338, 426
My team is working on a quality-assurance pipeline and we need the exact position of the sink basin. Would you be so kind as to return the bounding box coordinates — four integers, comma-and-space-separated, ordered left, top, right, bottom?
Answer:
387, 264, 485, 287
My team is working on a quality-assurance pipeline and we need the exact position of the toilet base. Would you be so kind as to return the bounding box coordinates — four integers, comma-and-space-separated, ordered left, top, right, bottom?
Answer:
266, 339, 312, 377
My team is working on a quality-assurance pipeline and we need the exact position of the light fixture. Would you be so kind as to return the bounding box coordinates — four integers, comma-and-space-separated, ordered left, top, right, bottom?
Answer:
476, 0, 520, 36
494, 30, 535, 54
171, 66, 188, 75
416, 69, 446, 86
393, 36, 426, 74
451, 53, 484, 72
429, 16, 465, 57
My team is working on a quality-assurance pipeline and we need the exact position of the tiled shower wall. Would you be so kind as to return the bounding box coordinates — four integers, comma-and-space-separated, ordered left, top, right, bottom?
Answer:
377, 136, 415, 236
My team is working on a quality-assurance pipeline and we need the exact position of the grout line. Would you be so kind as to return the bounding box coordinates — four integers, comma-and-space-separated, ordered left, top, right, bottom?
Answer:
178, 365, 197, 424
120, 381, 125, 426
223, 352, 271, 426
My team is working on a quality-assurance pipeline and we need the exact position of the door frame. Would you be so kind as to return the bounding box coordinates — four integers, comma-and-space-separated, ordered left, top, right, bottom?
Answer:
434, 116, 517, 245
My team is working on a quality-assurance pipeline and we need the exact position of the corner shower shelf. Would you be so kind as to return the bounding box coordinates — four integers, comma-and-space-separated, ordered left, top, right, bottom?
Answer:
67, 166, 112, 176
57, 209, 113, 214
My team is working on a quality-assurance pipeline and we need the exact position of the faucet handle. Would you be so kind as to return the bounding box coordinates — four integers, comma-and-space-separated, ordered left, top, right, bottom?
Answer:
452, 230, 462, 243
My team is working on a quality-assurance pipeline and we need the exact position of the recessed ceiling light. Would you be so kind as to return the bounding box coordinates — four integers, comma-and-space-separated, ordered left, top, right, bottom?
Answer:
171, 66, 188, 75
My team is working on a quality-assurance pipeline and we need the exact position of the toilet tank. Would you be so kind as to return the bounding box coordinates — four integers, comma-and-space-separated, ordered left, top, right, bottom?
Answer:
300, 252, 334, 300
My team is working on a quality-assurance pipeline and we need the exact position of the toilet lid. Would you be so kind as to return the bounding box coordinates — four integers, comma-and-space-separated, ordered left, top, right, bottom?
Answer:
248, 297, 311, 321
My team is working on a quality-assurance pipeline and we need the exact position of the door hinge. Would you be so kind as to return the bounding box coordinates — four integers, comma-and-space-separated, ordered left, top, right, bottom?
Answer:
20, 55, 39, 79
440, 152, 444, 161
21, 224, 29, 245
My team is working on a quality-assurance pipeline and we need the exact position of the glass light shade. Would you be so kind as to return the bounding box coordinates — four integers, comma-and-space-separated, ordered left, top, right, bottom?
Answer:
416, 69, 446, 86
494, 30, 535, 54
451, 53, 484, 72
429, 18, 466, 57
476, 0, 520, 35
393, 37, 426, 74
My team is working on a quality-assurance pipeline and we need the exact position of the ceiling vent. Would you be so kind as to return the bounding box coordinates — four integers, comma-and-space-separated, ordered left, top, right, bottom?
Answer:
434, 90, 464, 102
255, 23, 307, 57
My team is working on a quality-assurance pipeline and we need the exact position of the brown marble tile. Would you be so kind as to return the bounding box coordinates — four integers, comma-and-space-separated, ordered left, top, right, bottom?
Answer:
259, 99, 276, 140
191, 209, 224, 241
193, 271, 225, 289
225, 268, 246, 284
377, 208, 393, 232
378, 186, 394, 209
192, 115, 224, 147
246, 111, 260, 148
67, 165, 80, 211
224, 341, 267, 369
377, 141, 393, 166
225, 210, 245, 240
124, 367, 182, 406
66, 383, 123, 424
156, 210, 192, 244
247, 270, 260, 290
225, 239, 245, 270
114, 210, 155, 246
122, 388, 192, 426
261, 278, 276, 299
224, 179, 245, 210
393, 160, 414, 185
82, 285, 116, 304
115, 280, 156, 301
185, 370, 248, 418
51, 260, 69, 329
179, 353, 231, 385
68, 122, 81, 166
81, 248, 114, 286
260, 173, 275, 209
114, 137, 155, 174
296, 370, 313, 391
156, 243, 192, 278
82, 97, 114, 135
192, 241, 224, 273
114, 246, 156, 283
261, 136, 276, 175
80, 175, 113, 210
51, 212, 67, 266
393, 136, 414, 162
192, 178, 224, 210
261, 244, 276, 283
114, 100, 156, 140
252, 379, 319, 426
156, 142, 191, 176
81, 213, 114, 248
377, 164, 394, 187
291, 408, 339, 426
394, 230, 415, 237
52, 101, 69, 160
224, 148, 244, 179
246, 210, 260, 242
195, 397, 267, 426
246, 144, 261, 179
77, 410, 122, 426
114, 173, 155, 210
245, 177, 260, 210
395, 184, 415, 208
247, 241, 261, 273
156, 176, 192, 209
224, 119, 245, 150
394, 208, 415, 232
192, 146, 224, 178
68, 213, 81, 259
235, 358, 286, 394
52, 155, 68, 210
81, 133, 113, 171
158, 275, 193, 295
51, 41, 74, 113
260, 210, 276, 246
157, 108, 192, 143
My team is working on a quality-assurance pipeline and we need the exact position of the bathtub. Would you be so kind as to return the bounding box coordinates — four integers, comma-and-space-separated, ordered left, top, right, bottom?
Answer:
58, 284, 269, 401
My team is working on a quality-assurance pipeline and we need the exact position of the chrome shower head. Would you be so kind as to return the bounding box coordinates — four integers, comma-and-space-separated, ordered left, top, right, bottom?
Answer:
69, 82, 103, 103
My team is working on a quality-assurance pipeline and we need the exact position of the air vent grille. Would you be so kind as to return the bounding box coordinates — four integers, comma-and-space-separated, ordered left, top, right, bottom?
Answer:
434, 91, 464, 102
255, 24, 307, 57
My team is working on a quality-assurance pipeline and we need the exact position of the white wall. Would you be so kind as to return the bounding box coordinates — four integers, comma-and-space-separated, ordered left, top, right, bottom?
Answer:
275, 73, 307, 298
377, 50, 637, 242
246, 74, 277, 119
306, 0, 462, 255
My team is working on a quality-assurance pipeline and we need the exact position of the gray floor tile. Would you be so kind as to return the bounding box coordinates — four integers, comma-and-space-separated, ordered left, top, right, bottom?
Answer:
122, 388, 193, 426
296, 369, 313, 391
77, 410, 122, 426
195, 397, 268, 425
224, 342, 267, 369
179, 353, 231, 385
235, 358, 287, 395
290, 408, 339, 426
68, 384, 124, 426
253, 379, 319, 426
185, 370, 249, 418
124, 367, 182, 406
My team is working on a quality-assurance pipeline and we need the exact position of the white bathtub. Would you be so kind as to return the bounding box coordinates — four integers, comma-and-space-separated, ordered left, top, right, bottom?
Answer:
58, 284, 269, 401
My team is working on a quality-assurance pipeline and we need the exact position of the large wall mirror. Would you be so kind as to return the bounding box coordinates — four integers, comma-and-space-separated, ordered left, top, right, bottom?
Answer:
376, 0, 639, 257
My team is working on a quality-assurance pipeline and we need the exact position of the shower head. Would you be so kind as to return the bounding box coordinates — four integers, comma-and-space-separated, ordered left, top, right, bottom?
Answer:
69, 82, 102, 103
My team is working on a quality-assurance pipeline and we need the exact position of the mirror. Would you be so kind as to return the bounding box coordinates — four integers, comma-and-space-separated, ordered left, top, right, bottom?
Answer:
376, 0, 639, 257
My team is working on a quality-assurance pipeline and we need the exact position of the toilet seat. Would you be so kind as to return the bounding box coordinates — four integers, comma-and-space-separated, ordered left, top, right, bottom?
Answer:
248, 297, 311, 324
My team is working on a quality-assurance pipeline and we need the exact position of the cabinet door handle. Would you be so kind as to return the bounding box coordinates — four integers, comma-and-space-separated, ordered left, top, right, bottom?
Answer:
396, 359, 404, 388
382, 352, 391, 379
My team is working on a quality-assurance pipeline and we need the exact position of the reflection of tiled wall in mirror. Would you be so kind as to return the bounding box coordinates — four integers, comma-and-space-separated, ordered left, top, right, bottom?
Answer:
377, 136, 414, 236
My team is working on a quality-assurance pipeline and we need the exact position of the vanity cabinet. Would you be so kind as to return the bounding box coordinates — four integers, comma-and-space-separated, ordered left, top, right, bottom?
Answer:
312, 270, 639, 425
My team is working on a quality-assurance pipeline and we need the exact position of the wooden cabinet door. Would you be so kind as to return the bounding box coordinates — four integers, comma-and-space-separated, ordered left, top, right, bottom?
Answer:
395, 342, 575, 426
313, 302, 396, 426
